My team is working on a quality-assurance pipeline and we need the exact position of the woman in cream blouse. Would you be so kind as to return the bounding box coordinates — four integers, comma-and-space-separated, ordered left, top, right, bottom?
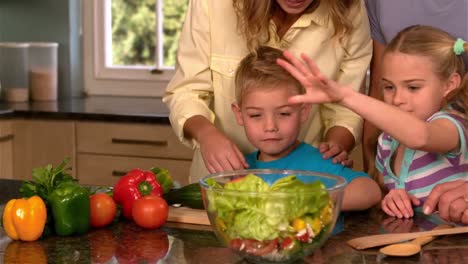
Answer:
163, 0, 372, 182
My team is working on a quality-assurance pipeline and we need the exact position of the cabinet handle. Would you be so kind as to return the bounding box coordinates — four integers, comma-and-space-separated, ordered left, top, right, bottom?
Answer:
111, 138, 168, 147
0, 134, 13, 142
112, 170, 128, 177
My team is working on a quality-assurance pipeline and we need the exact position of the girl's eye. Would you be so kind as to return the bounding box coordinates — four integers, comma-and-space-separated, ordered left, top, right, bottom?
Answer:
279, 112, 291, 116
383, 85, 394, 91
408, 85, 420, 91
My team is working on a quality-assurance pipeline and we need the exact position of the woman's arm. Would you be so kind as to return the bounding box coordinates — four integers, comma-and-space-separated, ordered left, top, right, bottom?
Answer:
320, 2, 373, 148
162, 0, 214, 148
163, 0, 248, 173
362, 40, 385, 171
323, 126, 355, 154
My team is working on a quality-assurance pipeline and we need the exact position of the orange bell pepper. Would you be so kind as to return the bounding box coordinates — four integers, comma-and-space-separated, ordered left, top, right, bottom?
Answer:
2, 196, 47, 241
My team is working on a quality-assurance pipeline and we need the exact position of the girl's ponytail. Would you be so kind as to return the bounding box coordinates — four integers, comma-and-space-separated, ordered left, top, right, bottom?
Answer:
452, 38, 468, 117
453, 38, 467, 56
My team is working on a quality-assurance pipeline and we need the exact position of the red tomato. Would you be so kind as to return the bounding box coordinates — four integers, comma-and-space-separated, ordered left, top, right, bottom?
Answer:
90, 193, 117, 228
132, 195, 168, 229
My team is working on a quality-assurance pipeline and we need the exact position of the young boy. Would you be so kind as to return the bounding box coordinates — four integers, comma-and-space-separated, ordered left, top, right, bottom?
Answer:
232, 46, 381, 211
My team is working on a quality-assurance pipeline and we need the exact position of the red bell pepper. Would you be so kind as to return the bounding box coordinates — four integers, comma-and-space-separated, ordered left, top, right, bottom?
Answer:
113, 169, 163, 219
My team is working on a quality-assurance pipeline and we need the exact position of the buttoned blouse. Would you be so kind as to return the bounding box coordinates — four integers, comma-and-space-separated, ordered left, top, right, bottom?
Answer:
163, 0, 372, 182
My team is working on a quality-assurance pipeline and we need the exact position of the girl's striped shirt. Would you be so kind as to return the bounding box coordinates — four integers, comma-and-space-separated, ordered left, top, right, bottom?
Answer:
376, 111, 468, 205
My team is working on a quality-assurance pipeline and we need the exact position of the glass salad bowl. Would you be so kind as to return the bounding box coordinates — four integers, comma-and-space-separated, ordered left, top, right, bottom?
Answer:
199, 169, 346, 263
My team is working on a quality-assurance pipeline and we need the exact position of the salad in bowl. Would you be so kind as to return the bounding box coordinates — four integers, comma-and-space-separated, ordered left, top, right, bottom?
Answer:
199, 169, 346, 263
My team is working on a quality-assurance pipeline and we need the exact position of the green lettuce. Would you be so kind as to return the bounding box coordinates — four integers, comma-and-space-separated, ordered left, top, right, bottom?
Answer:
207, 174, 330, 241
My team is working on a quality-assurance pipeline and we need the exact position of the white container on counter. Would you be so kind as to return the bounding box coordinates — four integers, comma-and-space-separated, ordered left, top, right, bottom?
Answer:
0, 42, 30, 102
29, 42, 58, 101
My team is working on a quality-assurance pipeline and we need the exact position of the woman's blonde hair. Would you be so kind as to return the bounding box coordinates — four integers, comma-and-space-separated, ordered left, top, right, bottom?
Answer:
232, 0, 360, 52
235, 46, 303, 105
385, 25, 468, 116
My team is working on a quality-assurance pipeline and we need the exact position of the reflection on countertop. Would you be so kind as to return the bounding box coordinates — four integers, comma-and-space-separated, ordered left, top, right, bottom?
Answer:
0, 178, 467, 264
0, 96, 170, 124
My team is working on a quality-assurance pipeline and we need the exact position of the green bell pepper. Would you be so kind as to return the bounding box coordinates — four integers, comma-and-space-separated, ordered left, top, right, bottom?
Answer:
48, 182, 91, 236
150, 167, 174, 194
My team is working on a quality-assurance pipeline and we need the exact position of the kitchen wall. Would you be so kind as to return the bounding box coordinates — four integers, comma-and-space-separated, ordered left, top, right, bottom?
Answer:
0, 0, 82, 98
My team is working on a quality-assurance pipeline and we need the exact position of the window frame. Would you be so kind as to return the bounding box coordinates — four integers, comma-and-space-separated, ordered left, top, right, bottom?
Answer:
82, 0, 174, 97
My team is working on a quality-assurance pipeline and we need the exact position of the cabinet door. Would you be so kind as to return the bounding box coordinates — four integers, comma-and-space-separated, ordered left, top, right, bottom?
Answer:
0, 121, 13, 179
13, 120, 75, 180
77, 153, 191, 186
76, 122, 193, 159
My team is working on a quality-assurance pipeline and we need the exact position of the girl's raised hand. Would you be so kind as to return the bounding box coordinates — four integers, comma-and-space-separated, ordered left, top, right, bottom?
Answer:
276, 51, 348, 105
381, 189, 420, 218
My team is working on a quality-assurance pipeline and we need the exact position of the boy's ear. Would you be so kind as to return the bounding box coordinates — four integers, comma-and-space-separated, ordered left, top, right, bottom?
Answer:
300, 103, 312, 123
231, 103, 244, 126
443, 72, 461, 98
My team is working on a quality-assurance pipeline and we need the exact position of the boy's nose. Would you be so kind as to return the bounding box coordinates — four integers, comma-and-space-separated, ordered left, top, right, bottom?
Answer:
264, 117, 278, 132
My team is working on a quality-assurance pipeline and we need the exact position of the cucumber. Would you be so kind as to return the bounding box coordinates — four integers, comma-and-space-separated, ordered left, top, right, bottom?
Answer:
163, 183, 205, 209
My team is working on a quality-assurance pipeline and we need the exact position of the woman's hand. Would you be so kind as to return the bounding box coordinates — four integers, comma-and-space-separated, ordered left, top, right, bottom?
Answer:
319, 142, 353, 167
197, 125, 249, 174
423, 180, 468, 224
381, 189, 420, 218
321, 126, 356, 167
184, 115, 249, 174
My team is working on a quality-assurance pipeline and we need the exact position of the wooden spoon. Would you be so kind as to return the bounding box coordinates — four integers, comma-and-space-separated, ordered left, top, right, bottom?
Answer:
379, 225, 453, 257
347, 225, 468, 250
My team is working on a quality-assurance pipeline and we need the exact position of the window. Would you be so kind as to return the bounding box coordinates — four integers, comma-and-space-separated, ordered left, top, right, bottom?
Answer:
83, 0, 187, 97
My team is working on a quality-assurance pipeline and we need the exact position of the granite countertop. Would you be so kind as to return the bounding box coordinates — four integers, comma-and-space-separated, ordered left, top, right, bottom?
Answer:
0, 180, 467, 264
0, 96, 171, 124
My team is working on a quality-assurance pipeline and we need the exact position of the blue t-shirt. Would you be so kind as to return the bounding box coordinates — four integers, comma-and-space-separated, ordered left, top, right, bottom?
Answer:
245, 142, 371, 235
245, 142, 369, 184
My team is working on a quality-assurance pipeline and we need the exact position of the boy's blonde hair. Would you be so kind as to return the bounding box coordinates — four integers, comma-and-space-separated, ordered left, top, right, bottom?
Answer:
385, 25, 468, 115
235, 46, 304, 105
232, 0, 361, 52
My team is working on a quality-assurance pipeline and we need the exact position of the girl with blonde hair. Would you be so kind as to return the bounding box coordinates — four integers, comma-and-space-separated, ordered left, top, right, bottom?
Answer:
278, 25, 468, 221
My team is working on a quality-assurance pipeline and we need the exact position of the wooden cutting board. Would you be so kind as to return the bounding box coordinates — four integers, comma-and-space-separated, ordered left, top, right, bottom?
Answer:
167, 206, 210, 225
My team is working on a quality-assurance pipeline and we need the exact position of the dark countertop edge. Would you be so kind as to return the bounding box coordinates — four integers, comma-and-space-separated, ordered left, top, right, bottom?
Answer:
0, 96, 173, 124
0, 110, 171, 125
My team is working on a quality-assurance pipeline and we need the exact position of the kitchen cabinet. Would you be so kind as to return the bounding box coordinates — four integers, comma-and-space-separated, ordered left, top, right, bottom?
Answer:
77, 154, 191, 187
12, 120, 76, 180
76, 121, 192, 186
0, 97, 193, 185
0, 121, 13, 179
6, 119, 193, 185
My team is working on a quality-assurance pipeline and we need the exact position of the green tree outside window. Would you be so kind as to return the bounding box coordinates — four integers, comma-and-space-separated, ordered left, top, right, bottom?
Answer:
111, 0, 187, 67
